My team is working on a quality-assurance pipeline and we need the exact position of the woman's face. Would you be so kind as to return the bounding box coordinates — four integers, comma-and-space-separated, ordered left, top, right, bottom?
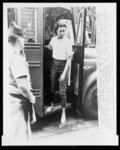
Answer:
57, 26, 66, 39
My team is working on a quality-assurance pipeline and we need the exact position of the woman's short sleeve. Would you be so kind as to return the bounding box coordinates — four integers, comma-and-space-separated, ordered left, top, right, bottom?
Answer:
66, 39, 73, 57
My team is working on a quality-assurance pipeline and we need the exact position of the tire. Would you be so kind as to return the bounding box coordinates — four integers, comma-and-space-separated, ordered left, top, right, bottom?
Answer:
83, 82, 98, 119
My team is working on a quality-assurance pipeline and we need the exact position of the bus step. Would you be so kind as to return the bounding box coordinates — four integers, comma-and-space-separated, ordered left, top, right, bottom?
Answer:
44, 102, 72, 115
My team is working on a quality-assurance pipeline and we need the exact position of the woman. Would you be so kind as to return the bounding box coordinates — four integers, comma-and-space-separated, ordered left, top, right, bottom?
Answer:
45, 21, 73, 125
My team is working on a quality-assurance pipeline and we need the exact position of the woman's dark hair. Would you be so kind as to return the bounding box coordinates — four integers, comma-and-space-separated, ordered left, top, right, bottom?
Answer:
54, 22, 66, 35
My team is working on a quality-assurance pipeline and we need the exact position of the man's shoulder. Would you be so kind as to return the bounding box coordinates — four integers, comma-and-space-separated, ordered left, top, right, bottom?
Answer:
13, 53, 23, 59
10, 53, 25, 65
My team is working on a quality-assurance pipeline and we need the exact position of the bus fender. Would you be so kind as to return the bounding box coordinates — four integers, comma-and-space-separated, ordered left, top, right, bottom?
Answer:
82, 71, 97, 104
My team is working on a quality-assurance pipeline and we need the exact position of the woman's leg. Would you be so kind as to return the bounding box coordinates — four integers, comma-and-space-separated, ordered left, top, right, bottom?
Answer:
58, 60, 68, 124
59, 78, 68, 124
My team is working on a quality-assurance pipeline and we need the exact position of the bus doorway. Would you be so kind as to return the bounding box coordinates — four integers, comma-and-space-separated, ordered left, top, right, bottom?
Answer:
43, 7, 75, 114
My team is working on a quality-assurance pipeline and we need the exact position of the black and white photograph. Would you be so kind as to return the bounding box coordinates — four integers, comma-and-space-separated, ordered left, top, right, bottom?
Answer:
2, 3, 118, 146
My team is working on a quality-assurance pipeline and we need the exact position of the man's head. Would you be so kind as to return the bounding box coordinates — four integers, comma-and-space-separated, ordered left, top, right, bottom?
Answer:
54, 22, 66, 39
8, 21, 24, 49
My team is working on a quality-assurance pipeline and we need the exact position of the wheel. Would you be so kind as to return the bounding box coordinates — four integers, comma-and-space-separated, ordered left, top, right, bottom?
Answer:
83, 82, 98, 119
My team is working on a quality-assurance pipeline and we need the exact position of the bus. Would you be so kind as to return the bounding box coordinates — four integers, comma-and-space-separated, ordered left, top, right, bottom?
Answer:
7, 6, 97, 119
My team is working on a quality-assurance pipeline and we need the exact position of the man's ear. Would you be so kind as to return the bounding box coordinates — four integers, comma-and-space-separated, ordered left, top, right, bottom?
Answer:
17, 38, 23, 49
17, 38, 21, 45
18, 38, 24, 46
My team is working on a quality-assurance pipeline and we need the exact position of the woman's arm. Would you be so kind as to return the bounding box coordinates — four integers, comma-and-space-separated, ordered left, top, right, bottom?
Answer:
60, 56, 72, 82
44, 44, 52, 50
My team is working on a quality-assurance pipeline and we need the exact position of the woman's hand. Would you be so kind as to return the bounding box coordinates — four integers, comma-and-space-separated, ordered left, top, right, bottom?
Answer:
60, 73, 65, 82
30, 95, 36, 104
44, 44, 52, 50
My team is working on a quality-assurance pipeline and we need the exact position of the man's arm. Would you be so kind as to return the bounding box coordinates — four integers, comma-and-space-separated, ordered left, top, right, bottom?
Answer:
10, 56, 35, 104
15, 76, 35, 104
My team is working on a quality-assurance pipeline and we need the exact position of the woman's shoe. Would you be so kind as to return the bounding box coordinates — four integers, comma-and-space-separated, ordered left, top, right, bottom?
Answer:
61, 108, 66, 124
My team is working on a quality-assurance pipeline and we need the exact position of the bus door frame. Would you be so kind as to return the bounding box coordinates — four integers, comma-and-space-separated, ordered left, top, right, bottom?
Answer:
71, 8, 87, 113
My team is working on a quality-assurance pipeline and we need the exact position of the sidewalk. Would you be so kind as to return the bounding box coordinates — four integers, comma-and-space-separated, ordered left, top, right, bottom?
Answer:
29, 127, 118, 145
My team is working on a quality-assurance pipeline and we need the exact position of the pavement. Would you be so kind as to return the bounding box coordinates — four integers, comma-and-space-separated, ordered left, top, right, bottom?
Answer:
32, 119, 98, 140
27, 126, 118, 145
2, 108, 118, 146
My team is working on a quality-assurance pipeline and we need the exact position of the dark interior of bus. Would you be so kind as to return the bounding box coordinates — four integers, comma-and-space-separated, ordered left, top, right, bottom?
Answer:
43, 7, 72, 108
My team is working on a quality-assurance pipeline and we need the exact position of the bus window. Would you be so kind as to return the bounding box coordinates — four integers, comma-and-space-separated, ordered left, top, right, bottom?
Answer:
85, 7, 96, 48
73, 7, 96, 48
8, 8, 16, 27
8, 7, 38, 43
20, 8, 37, 43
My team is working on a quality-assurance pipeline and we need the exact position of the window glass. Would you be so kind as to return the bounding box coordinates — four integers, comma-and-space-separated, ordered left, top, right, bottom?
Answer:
73, 7, 96, 47
21, 8, 36, 43
8, 8, 16, 28
85, 7, 96, 47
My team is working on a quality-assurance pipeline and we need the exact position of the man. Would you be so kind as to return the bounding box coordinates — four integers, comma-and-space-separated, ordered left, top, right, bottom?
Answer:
45, 21, 73, 125
7, 21, 36, 144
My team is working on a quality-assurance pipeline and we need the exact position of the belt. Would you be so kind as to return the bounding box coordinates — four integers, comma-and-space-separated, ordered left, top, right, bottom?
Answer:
10, 93, 24, 100
53, 58, 66, 62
